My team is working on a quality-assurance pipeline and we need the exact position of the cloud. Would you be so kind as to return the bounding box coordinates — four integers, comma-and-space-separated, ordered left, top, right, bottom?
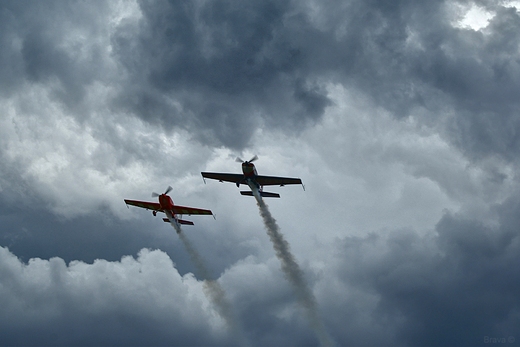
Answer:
4, 0, 520, 156
104, 0, 520, 160
0, 1, 114, 105
110, 0, 333, 148
320, 197, 520, 346
0, 246, 234, 346
2, 0, 520, 345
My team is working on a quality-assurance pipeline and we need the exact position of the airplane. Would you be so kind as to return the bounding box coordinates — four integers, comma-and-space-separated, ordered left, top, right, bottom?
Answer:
201, 155, 304, 198
124, 186, 213, 231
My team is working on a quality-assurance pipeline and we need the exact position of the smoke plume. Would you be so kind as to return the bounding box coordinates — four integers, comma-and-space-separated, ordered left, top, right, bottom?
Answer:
251, 188, 334, 347
166, 213, 248, 346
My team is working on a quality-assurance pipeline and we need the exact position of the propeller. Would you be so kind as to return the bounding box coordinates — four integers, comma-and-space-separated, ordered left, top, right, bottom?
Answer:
235, 155, 258, 164
152, 186, 173, 198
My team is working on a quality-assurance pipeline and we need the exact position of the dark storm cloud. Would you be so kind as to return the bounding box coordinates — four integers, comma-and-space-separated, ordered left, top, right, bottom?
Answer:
111, 0, 331, 148
283, 0, 520, 161
374, 2, 520, 161
21, 29, 86, 108
0, 3, 25, 96
0, 0, 113, 115
330, 196, 520, 346
404, 5, 520, 161
5, 0, 520, 156
353, 1, 520, 162
106, 0, 520, 157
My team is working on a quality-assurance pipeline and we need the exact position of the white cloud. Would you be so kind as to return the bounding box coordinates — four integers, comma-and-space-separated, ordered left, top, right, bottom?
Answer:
0, 246, 234, 345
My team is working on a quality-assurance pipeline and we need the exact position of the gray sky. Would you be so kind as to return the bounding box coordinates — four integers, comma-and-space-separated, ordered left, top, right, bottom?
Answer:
1, 0, 520, 346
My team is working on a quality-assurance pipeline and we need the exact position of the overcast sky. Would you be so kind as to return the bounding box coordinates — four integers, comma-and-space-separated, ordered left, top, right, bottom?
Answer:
1, 0, 520, 346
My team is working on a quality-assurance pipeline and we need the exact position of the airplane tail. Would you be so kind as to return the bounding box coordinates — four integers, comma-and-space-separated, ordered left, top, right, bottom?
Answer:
178, 219, 194, 225
163, 218, 194, 225
240, 191, 280, 198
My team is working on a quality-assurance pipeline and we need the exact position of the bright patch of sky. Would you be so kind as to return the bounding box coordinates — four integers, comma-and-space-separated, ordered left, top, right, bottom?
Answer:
453, 1, 520, 31
454, 3, 495, 30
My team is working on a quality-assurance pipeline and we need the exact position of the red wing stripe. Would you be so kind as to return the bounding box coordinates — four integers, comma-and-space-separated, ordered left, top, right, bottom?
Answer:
173, 205, 213, 215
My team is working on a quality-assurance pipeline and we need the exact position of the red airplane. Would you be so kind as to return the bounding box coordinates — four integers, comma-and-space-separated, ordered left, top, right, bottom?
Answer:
201, 155, 304, 198
124, 186, 213, 231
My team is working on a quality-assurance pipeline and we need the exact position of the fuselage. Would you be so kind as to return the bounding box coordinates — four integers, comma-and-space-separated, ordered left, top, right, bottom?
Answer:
158, 194, 174, 211
164, 209, 181, 232
242, 162, 258, 177
159, 194, 180, 231
242, 162, 261, 190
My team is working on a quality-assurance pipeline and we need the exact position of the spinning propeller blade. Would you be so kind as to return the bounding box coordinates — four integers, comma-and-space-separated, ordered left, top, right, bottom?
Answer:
235, 155, 258, 163
152, 186, 173, 198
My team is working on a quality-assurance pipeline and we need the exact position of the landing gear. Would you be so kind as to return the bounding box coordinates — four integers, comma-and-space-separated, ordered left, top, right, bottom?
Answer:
152, 211, 157, 216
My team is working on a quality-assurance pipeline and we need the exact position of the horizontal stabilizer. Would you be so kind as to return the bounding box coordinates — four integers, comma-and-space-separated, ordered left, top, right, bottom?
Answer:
240, 191, 280, 198
163, 218, 195, 225
178, 219, 194, 225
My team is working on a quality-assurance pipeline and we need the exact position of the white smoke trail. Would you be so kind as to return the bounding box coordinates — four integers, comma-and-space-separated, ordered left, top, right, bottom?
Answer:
251, 188, 334, 347
166, 213, 248, 346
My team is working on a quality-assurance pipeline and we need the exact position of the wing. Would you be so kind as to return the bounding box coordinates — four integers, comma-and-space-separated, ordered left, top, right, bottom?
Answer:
254, 175, 303, 186
124, 199, 162, 211
172, 205, 213, 216
201, 172, 244, 184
